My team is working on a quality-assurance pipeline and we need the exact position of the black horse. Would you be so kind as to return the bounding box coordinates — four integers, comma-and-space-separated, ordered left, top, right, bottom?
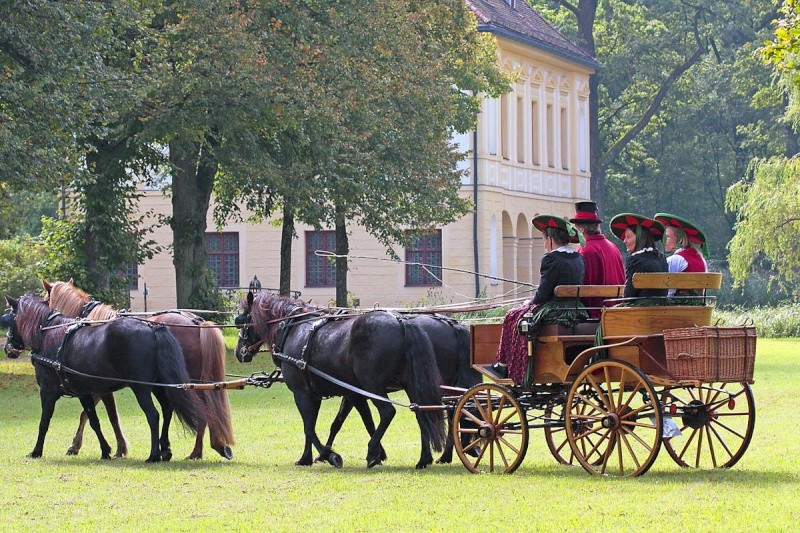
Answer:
318, 314, 480, 464
4, 294, 202, 462
236, 291, 446, 469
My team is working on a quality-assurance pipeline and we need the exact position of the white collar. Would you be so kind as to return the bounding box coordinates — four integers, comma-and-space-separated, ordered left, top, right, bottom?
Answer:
550, 245, 576, 254
631, 247, 655, 256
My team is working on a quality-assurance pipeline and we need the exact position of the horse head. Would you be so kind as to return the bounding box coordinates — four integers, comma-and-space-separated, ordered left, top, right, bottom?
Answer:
3, 295, 23, 358
234, 291, 259, 363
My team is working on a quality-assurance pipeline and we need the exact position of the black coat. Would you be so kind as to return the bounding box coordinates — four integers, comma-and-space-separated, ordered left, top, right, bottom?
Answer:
623, 250, 669, 298
532, 250, 585, 305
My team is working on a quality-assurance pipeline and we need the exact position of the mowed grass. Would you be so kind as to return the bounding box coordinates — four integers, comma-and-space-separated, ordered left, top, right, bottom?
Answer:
0, 338, 798, 531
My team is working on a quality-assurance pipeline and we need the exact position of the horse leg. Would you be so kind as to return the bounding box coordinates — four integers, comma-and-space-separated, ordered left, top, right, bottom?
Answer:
78, 395, 112, 460
318, 397, 353, 462
188, 420, 207, 460
414, 411, 435, 469
131, 386, 161, 462
30, 388, 60, 458
366, 398, 396, 468
66, 397, 92, 456
153, 387, 173, 462
98, 393, 129, 458
350, 396, 387, 463
436, 411, 455, 464
293, 391, 342, 468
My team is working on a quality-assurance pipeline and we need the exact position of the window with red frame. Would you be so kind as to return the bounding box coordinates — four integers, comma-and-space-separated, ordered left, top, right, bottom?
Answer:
306, 230, 336, 287
405, 230, 442, 286
205, 232, 239, 288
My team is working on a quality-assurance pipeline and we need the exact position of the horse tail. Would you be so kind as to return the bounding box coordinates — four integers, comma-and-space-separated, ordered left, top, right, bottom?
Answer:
198, 324, 235, 446
153, 326, 201, 433
454, 323, 482, 388
402, 322, 446, 452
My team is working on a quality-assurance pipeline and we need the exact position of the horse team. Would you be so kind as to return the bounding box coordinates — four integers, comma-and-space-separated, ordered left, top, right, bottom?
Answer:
3, 282, 479, 469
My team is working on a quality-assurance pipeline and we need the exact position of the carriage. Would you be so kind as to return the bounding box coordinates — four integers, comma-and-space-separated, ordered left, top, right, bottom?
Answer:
447, 271, 756, 476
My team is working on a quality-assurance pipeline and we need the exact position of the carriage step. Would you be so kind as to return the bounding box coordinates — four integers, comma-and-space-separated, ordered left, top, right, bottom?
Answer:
474, 364, 513, 385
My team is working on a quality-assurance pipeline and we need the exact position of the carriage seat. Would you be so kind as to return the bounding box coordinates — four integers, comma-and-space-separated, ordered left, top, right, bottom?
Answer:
537, 321, 598, 342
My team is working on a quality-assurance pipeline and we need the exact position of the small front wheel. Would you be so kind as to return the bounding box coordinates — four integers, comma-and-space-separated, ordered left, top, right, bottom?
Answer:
452, 383, 528, 474
566, 360, 662, 477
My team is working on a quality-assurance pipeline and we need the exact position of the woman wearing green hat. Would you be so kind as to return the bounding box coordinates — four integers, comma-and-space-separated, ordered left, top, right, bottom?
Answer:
491, 215, 586, 383
654, 213, 708, 273
609, 213, 668, 299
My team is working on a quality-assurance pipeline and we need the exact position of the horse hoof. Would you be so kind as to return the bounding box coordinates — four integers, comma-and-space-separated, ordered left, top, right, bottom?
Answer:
101, 454, 112, 460
329, 453, 343, 469
185, 454, 202, 460
27, 451, 42, 459
161, 450, 173, 462
435, 455, 452, 464
367, 458, 382, 468
216, 446, 232, 460
415, 460, 432, 469
295, 459, 313, 467
66, 448, 79, 456
114, 452, 127, 459
145, 456, 161, 463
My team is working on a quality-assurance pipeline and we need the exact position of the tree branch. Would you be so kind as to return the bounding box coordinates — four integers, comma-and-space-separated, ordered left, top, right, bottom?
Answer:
597, 12, 707, 172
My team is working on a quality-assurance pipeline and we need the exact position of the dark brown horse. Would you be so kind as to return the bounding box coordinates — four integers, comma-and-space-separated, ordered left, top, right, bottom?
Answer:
5, 294, 202, 462
236, 291, 446, 469
43, 280, 234, 460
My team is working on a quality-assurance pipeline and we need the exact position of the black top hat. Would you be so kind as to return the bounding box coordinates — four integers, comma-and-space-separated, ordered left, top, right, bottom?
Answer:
570, 201, 602, 224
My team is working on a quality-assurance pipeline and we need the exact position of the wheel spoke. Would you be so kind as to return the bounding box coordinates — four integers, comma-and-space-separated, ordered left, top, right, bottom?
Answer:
494, 395, 507, 425
459, 407, 484, 426
586, 374, 611, 413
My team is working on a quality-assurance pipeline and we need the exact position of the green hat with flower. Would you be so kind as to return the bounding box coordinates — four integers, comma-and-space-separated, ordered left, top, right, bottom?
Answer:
532, 214, 585, 246
654, 212, 709, 258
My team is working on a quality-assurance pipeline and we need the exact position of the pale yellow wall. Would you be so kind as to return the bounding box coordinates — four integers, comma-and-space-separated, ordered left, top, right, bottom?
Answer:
127, 33, 595, 312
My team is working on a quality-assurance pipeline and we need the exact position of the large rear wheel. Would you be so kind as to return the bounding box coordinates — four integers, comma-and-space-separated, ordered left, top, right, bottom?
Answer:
452, 383, 528, 474
660, 382, 755, 468
566, 360, 662, 477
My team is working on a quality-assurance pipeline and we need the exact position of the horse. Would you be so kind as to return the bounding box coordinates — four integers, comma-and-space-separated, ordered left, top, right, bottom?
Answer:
235, 291, 446, 469
4, 294, 202, 462
42, 279, 234, 460
237, 308, 480, 464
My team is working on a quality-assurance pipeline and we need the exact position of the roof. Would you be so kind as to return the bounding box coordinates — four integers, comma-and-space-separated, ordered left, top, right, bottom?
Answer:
466, 0, 597, 69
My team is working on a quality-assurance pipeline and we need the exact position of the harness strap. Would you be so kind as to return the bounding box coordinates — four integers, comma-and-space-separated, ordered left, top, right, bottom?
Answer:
272, 351, 418, 410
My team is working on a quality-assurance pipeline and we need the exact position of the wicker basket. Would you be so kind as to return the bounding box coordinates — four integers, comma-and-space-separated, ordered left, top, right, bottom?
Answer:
663, 326, 756, 382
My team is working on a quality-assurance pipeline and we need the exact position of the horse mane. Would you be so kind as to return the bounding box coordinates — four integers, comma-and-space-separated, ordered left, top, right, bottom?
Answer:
47, 281, 90, 318
47, 280, 117, 320
17, 294, 70, 354
247, 293, 321, 344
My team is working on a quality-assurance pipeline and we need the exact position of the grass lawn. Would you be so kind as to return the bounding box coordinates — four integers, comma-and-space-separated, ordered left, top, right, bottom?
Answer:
0, 337, 798, 531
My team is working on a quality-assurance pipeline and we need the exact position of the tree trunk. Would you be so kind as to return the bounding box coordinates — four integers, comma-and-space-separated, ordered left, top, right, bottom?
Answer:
83, 139, 125, 292
279, 202, 294, 297
169, 136, 217, 308
335, 210, 348, 307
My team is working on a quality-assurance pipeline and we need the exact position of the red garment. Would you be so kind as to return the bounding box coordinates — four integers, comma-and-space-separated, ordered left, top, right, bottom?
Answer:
495, 304, 534, 384
673, 247, 707, 273
578, 234, 626, 317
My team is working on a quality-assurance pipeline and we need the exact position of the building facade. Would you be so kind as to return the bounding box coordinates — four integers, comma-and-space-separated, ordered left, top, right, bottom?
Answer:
127, 0, 597, 312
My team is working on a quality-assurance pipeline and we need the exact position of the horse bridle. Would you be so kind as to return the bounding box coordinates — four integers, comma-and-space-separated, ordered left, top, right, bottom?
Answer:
234, 311, 268, 363
2, 308, 23, 358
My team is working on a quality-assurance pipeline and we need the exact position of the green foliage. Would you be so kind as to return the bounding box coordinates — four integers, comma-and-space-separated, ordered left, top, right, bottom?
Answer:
187, 268, 232, 323
725, 156, 800, 287
0, 236, 47, 297
715, 304, 800, 337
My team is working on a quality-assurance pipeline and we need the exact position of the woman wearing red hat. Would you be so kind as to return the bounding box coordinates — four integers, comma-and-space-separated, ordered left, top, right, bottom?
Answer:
609, 213, 669, 299
491, 215, 586, 383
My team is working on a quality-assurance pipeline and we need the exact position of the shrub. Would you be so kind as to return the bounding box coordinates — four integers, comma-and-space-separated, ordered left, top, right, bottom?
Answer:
0, 236, 47, 298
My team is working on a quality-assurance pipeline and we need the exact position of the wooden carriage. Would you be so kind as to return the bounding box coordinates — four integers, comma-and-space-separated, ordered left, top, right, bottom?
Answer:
449, 272, 756, 476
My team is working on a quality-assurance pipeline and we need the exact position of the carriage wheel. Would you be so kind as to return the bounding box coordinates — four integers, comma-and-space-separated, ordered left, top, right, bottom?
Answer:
452, 383, 528, 474
566, 360, 662, 477
543, 402, 578, 466
660, 382, 755, 469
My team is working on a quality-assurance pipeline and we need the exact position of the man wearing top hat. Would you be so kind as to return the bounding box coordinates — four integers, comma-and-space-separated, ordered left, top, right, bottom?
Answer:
570, 201, 626, 317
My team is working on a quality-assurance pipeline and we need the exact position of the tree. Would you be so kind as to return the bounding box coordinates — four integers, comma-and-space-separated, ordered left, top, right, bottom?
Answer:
534, 1, 738, 217
726, 157, 800, 289
212, 0, 511, 305
725, 0, 800, 291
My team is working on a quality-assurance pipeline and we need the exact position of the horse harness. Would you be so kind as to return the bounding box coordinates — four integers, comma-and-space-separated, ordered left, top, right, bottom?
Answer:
30, 313, 168, 397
